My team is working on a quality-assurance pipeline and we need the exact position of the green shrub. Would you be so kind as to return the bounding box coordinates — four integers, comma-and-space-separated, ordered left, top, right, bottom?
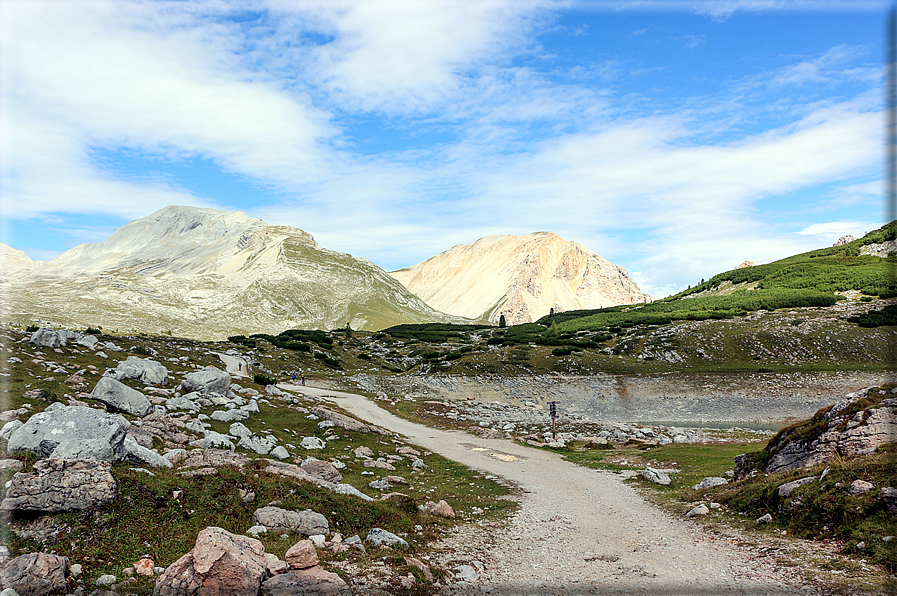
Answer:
25, 325, 39, 332
253, 373, 276, 386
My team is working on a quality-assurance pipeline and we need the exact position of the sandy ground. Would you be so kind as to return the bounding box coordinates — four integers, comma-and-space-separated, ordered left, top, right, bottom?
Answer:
280, 383, 816, 595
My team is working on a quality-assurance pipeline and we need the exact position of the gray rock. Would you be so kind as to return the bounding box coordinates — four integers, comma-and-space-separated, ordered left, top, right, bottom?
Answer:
112, 356, 169, 385
641, 467, 671, 486
238, 434, 278, 455
755, 513, 773, 525
29, 328, 78, 348
252, 507, 329, 536
1, 459, 116, 512
229, 423, 252, 438
211, 409, 249, 423
260, 567, 351, 596
6, 405, 129, 462
685, 504, 709, 517
269, 446, 289, 460
300, 437, 325, 450
693, 477, 728, 491
181, 366, 231, 395
241, 400, 260, 413
185, 420, 206, 434
776, 477, 816, 498
95, 574, 116, 586
89, 377, 152, 417
882, 487, 897, 513
0, 419, 23, 441
1, 552, 69, 595
165, 395, 199, 413
454, 564, 478, 583
365, 528, 407, 548
200, 431, 235, 451
333, 483, 374, 501
122, 435, 173, 468
76, 334, 98, 349
247, 525, 268, 537
369, 478, 391, 491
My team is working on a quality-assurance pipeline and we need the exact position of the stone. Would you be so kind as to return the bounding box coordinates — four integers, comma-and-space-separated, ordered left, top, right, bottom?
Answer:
123, 435, 173, 468
10, 517, 71, 544
165, 396, 200, 413
285, 540, 318, 570
173, 449, 250, 472
238, 434, 278, 455
69, 563, 82, 577
353, 446, 374, 458
300, 460, 342, 484
362, 459, 396, 471
153, 526, 267, 596
365, 528, 408, 548
229, 423, 252, 438
692, 477, 728, 491
882, 487, 897, 513
252, 507, 329, 536
112, 356, 169, 385
262, 461, 334, 489
1, 459, 116, 512
685, 504, 709, 517
264, 553, 289, 576
332, 483, 374, 501
756, 513, 773, 525
421, 500, 455, 518
310, 405, 380, 434
270, 446, 290, 460
180, 367, 231, 395
849, 480, 875, 496
89, 376, 152, 417
199, 431, 235, 451
247, 525, 268, 538
29, 328, 78, 348
300, 437, 325, 450
137, 412, 194, 447
211, 409, 249, 423
776, 477, 816, 498
7, 405, 130, 461
241, 400, 260, 413
0, 420, 23, 441
0, 458, 23, 473
134, 558, 155, 576
454, 564, 478, 583
260, 567, 351, 596
0, 552, 69, 596
641, 467, 671, 486
369, 478, 391, 491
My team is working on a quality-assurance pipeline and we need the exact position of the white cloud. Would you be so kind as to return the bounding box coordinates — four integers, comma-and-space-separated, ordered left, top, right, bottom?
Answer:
798, 220, 880, 240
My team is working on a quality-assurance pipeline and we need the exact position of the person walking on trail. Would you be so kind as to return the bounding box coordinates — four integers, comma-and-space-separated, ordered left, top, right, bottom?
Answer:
292, 372, 297, 383
301, 373, 305, 386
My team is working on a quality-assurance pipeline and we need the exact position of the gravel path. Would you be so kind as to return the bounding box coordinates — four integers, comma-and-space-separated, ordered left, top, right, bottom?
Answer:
284, 384, 813, 595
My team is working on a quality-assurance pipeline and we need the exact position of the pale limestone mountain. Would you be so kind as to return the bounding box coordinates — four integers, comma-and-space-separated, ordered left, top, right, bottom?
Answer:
390, 232, 652, 325
1, 206, 467, 339
833, 234, 857, 247
734, 260, 755, 269
0, 244, 39, 278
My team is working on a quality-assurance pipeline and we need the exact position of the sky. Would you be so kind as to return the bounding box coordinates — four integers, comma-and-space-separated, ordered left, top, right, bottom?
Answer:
0, 0, 889, 298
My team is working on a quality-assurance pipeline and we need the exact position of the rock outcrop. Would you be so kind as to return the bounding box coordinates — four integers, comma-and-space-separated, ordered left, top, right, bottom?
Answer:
833, 234, 857, 247
1, 459, 116, 512
391, 231, 652, 325
1, 552, 69, 595
737, 386, 897, 476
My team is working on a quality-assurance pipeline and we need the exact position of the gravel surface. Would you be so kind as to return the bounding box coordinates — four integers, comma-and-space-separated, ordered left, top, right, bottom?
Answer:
287, 384, 817, 595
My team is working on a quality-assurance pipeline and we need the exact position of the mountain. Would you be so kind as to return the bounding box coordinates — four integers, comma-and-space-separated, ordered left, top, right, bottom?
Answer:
0, 206, 467, 339
389, 232, 652, 325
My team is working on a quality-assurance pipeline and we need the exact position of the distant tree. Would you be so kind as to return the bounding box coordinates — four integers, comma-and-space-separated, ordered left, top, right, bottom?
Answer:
550, 307, 555, 316
345, 322, 353, 338
499, 314, 507, 328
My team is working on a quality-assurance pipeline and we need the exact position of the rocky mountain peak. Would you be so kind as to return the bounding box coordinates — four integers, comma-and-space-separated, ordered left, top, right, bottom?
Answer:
833, 234, 857, 247
391, 232, 652, 325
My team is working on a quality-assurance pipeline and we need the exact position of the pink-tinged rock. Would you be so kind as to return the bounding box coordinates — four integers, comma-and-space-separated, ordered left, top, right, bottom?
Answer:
299, 459, 342, 484
1, 552, 69, 596
422, 499, 455, 518
405, 556, 434, 582
134, 557, 155, 576
260, 566, 351, 596
285, 540, 318, 570
265, 553, 289, 576
153, 527, 266, 596
849, 479, 875, 496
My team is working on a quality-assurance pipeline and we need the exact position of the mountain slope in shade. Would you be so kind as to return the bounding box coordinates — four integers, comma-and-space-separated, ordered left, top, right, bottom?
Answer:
0, 206, 467, 339
390, 232, 652, 325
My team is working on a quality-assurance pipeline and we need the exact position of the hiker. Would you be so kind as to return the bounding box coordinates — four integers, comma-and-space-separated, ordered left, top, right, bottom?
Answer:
301, 373, 305, 386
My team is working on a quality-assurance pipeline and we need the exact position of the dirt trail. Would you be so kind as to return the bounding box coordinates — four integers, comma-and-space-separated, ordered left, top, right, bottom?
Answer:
282, 383, 812, 595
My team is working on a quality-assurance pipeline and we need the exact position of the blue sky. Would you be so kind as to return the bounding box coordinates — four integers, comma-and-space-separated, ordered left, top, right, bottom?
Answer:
0, 0, 888, 297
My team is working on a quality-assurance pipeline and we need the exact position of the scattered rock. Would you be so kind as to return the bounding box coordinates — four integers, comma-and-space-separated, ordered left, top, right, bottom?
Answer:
848, 479, 875, 496
365, 528, 407, 548
692, 477, 728, 491
251, 507, 329, 536
641, 467, 671, 486
1, 459, 116, 512
180, 367, 231, 395
300, 437, 325, 450
260, 566, 350, 596
421, 500, 455, 518
685, 504, 709, 517
284, 540, 318, 570
756, 513, 773, 525
111, 356, 169, 385
7, 405, 129, 462
776, 477, 816, 498
134, 558, 155, 576
0, 552, 69, 596
332, 483, 374, 502
310, 405, 382, 434
882, 487, 897, 513
154, 527, 267, 596
300, 460, 342, 484
89, 377, 153, 417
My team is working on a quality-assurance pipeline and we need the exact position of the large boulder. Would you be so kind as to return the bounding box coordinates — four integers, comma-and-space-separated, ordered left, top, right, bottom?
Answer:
365, 528, 407, 548
0, 459, 116, 512
641, 467, 671, 486
7, 404, 129, 462
260, 567, 350, 596
300, 460, 343, 484
1, 552, 69, 595
29, 328, 78, 348
89, 377, 152, 417
252, 507, 329, 536
310, 405, 385, 434
112, 356, 169, 386
180, 367, 230, 395
153, 527, 267, 596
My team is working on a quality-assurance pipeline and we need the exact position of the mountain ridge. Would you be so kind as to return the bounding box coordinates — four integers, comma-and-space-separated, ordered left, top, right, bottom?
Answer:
390, 231, 652, 325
